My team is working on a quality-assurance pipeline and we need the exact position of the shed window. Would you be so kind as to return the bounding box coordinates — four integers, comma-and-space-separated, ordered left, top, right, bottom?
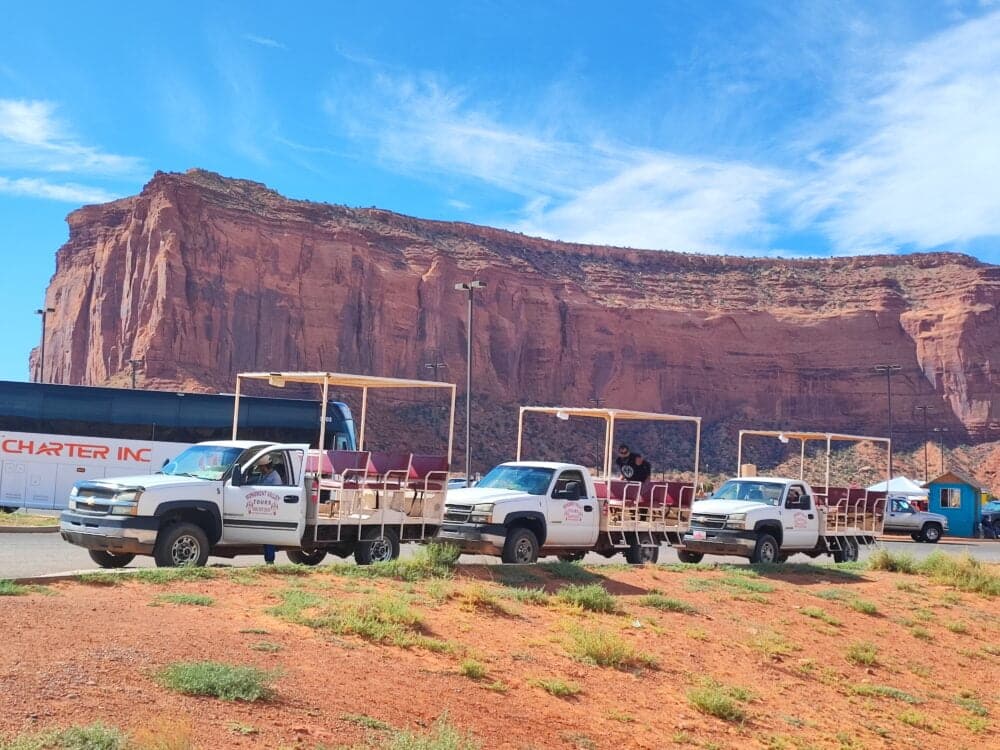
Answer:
939, 488, 961, 508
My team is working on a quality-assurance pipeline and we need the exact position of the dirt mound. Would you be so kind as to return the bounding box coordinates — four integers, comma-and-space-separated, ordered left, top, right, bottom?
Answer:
1, 560, 997, 749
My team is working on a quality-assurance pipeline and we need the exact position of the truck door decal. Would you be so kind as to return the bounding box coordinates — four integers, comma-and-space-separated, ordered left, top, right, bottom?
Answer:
245, 490, 280, 516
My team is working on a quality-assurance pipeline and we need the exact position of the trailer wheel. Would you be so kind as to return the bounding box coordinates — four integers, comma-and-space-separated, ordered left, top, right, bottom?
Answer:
557, 552, 586, 563
354, 529, 400, 565
88, 550, 136, 568
920, 523, 942, 543
844, 539, 859, 562
625, 543, 659, 565
153, 522, 209, 568
677, 550, 704, 564
501, 527, 539, 564
286, 548, 328, 566
750, 534, 779, 564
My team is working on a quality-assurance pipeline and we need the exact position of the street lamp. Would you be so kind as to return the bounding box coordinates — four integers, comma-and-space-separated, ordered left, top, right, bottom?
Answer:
129, 359, 145, 390
913, 405, 934, 483
455, 280, 486, 483
932, 427, 949, 475
423, 362, 447, 381
588, 396, 606, 408
34, 307, 55, 383
874, 364, 902, 479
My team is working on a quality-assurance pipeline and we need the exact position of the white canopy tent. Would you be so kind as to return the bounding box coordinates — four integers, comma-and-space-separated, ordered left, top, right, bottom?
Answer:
866, 476, 928, 498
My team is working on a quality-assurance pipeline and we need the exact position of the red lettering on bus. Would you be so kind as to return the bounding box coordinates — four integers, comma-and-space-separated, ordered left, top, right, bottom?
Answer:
117, 446, 151, 463
35, 442, 64, 457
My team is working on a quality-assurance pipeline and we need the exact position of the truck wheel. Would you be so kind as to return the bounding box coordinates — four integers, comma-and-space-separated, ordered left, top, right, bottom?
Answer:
153, 522, 210, 568
286, 548, 328, 566
354, 529, 400, 565
557, 552, 586, 563
88, 550, 136, 568
625, 544, 659, 565
920, 524, 942, 543
501, 527, 539, 564
677, 550, 703, 564
843, 539, 859, 562
910, 532, 922, 542
750, 534, 779, 564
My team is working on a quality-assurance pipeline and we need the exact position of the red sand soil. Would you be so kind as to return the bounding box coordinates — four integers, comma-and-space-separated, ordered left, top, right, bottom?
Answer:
1, 562, 997, 749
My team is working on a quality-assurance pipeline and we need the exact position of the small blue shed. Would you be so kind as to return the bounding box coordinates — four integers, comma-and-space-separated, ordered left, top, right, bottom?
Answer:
926, 470, 990, 538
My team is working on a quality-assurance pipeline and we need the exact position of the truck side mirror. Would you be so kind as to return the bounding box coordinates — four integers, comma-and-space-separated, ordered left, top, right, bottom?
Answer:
564, 481, 581, 501
231, 466, 244, 487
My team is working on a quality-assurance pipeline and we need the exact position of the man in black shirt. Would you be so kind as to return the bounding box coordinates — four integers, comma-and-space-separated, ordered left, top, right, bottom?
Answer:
616, 444, 637, 479
631, 454, 652, 483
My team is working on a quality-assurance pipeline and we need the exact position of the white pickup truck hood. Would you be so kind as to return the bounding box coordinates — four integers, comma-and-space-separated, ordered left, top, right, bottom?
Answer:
78, 473, 218, 493
692, 499, 770, 515
447, 487, 528, 504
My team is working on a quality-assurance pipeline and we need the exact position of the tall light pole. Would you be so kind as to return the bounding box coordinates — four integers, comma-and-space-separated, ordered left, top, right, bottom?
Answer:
455, 280, 486, 482
913, 405, 933, 483
129, 359, 145, 390
874, 364, 902, 480
34, 307, 55, 383
932, 427, 949, 475
423, 362, 447, 381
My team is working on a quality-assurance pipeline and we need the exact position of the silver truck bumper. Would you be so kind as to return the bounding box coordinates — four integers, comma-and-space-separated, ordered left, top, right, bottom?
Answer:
436, 524, 505, 556
681, 529, 757, 558
60, 513, 158, 555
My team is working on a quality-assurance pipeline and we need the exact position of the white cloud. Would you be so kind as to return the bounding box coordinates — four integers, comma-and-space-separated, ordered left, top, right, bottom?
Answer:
0, 98, 142, 175
244, 34, 285, 50
795, 10, 1000, 252
0, 176, 117, 203
447, 199, 470, 211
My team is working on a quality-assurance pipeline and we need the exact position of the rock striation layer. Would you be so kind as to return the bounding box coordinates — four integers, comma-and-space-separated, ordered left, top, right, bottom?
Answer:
35, 169, 1000, 469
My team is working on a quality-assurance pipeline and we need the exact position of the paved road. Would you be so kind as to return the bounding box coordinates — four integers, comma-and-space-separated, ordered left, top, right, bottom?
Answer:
3, 527, 998, 580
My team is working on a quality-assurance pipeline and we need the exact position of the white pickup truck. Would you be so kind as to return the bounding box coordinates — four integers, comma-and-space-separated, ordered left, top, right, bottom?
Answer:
439, 461, 691, 564
679, 476, 883, 564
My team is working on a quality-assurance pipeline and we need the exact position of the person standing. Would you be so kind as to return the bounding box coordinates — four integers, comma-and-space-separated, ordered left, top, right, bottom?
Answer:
616, 444, 637, 480
631, 453, 652, 483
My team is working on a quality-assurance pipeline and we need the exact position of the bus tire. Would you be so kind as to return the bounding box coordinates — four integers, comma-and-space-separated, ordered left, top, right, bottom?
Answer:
750, 533, 779, 564
354, 528, 400, 565
501, 527, 539, 564
677, 550, 703, 564
88, 550, 136, 568
154, 522, 210, 568
286, 548, 328, 566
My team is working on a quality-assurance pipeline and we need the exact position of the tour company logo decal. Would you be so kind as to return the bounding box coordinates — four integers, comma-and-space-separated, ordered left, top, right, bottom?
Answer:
246, 490, 280, 516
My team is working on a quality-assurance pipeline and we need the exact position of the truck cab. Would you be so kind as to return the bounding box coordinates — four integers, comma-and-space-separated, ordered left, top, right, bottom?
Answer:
439, 461, 601, 563
682, 477, 822, 563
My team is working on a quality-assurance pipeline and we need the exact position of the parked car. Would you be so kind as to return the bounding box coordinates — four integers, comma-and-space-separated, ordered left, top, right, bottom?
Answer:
980, 499, 1000, 538
883, 496, 948, 542
448, 477, 473, 489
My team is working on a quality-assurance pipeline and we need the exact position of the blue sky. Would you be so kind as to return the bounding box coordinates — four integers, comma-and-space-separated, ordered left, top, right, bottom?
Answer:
2, 1, 999, 382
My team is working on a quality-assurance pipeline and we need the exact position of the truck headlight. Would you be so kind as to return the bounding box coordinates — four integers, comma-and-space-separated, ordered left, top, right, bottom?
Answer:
114, 490, 142, 504
724, 513, 747, 530
468, 503, 494, 524
70, 486, 79, 498
110, 489, 142, 515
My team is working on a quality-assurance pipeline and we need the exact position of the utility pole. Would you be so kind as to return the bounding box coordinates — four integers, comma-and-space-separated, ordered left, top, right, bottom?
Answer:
932, 427, 948, 475
913, 405, 933, 483
129, 359, 145, 390
454, 280, 486, 482
874, 364, 902, 480
34, 307, 55, 383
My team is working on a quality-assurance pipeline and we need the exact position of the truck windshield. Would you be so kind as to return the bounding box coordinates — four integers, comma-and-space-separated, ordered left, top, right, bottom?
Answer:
159, 445, 245, 481
477, 466, 555, 495
711, 480, 784, 506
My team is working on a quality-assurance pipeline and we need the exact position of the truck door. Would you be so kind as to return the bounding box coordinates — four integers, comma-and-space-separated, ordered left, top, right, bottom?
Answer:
780, 484, 819, 549
887, 498, 918, 531
546, 469, 600, 547
221, 444, 308, 547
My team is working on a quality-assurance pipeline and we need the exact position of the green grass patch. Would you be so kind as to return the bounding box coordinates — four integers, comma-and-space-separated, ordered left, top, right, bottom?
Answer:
748, 631, 798, 659
249, 641, 282, 653
0, 512, 59, 527
897, 709, 933, 730
964, 716, 988, 733
0, 580, 28, 596
919, 552, 1000, 596
152, 593, 214, 607
720, 574, 775, 594
638, 593, 697, 614
848, 599, 879, 615
459, 585, 517, 616
266, 589, 325, 622
849, 684, 922, 703
944, 621, 968, 634
385, 716, 480, 750
801, 607, 841, 626
500, 586, 550, 605
868, 549, 919, 574
910, 626, 932, 641
566, 627, 656, 670
955, 695, 988, 716
555, 583, 618, 613
538, 561, 601, 582
0, 723, 126, 750
340, 713, 392, 732
531, 677, 581, 697
846, 642, 879, 666
76, 572, 121, 587
459, 659, 487, 680
156, 661, 276, 701
813, 587, 850, 601
228, 722, 258, 736
328, 542, 460, 582
130, 567, 219, 584
687, 680, 751, 723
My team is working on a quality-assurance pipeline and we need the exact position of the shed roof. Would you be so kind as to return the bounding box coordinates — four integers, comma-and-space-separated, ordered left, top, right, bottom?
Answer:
927, 469, 988, 491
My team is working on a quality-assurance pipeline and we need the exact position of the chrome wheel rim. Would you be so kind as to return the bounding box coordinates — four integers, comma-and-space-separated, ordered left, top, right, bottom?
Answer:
370, 537, 393, 562
925, 527, 940, 541
760, 540, 777, 562
514, 537, 534, 563
171, 535, 200, 566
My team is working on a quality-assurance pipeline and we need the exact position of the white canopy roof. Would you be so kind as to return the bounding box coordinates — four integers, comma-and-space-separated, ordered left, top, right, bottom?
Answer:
866, 476, 928, 496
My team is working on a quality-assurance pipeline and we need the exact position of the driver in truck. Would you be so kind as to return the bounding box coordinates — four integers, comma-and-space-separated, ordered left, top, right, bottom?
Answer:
252, 455, 281, 486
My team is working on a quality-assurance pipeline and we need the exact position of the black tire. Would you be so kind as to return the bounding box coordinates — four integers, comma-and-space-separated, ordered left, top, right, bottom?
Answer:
750, 533, 779, 564
88, 549, 136, 568
776, 553, 789, 564
153, 522, 210, 568
625, 543, 660, 565
677, 550, 704, 564
910, 532, 922, 542
0, 505, 16, 514
832, 539, 859, 563
286, 548, 328, 566
920, 524, 942, 543
557, 551, 586, 563
501, 527, 539, 564
354, 528, 400, 565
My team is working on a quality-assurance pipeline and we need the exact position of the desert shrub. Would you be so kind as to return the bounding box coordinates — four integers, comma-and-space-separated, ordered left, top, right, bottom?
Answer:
638, 594, 697, 614
846, 642, 879, 666
566, 627, 656, 670
156, 661, 276, 701
531, 678, 581, 697
556, 584, 618, 613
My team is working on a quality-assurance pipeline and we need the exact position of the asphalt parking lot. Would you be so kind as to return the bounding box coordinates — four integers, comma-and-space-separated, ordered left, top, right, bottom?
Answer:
2, 525, 998, 580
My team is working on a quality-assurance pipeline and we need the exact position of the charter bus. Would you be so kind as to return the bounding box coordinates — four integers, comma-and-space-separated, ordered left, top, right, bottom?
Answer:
0, 380, 356, 512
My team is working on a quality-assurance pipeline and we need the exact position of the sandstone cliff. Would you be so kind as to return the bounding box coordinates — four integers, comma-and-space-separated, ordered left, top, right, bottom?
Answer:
34, 169, 1000, 472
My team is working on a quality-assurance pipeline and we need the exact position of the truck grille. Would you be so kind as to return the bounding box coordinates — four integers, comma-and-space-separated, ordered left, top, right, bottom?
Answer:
443, 505, 471, 523
690, 513, 727, 529
76, 485, 117, 501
